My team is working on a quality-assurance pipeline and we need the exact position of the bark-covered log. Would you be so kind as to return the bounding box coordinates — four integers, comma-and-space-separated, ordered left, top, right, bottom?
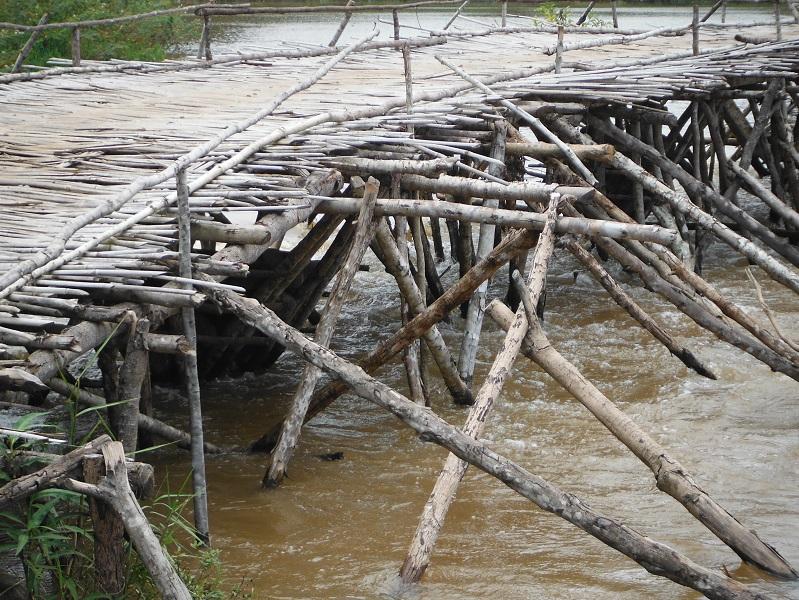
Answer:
64, 443, 191, 600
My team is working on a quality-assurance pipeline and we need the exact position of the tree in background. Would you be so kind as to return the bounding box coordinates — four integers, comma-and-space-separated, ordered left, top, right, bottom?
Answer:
0, 0, 199, 69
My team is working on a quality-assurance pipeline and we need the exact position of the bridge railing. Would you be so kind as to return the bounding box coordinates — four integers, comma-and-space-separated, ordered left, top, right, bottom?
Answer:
1, 0, 796, 74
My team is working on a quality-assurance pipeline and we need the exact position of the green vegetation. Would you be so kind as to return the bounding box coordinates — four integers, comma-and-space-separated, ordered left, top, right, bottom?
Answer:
533, 2, 608, 27
0, 387, 249, 598
0, 1, 199, 70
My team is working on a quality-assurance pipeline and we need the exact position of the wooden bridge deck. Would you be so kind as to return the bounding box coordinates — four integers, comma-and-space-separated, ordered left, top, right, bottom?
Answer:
0, 20, 797, 370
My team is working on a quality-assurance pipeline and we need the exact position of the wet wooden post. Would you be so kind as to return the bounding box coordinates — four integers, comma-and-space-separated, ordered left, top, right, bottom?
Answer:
630, 117, 645, 223
402, 194, 559, 583
501, 0, 507, 27
85, 454, 125, 596
71, 27, 81, 67
693, 2, 700, 55
554, 26, 564, 73
11, 13, 48, 73
721, 0, 727, 22
329, 0, 355, 46
611, 0, 618, 28
176, 167, 210, 546
775, 0, 783, 41
112, 316, 150, 454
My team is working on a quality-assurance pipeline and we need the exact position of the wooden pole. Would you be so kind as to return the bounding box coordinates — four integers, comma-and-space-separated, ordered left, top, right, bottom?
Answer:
71, 26, 80, 67
410, 215, 432, 405
374, 219, 472, 405
264, 178, 380, 488
443, 0, 469, 30
112, 316, 150, 454
11, 12, 48, 73
203, 14, 212, 60
458, 121, 508, 389
328, 0, 355, 46
85, 454, 125, 596
400, 194, 560, 583
393, 9, 401, 45
554, 25, 564, 73
775, 0, 783, 40
611, 0, 618, 28
575, 0, 597, 25
721, 0, 727, 23
401, 43, 414, 137
501, 0, 507, 27
176, 168, 210, 546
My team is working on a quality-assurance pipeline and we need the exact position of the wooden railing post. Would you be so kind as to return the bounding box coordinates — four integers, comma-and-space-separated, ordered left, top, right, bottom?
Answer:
71, 26, 81, 66
197, 11, 212, 60
501, 0, 507, 27
392, 9, 401, 48
775, 0, 783, 40
555, 25, 564, 73
692, 2, 699, 55
611, 0, 618, 28
329, 0, 355, 46
11, 12, 48, 73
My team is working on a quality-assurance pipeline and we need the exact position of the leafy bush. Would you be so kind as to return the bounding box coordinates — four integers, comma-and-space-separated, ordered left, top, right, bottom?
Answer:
0, 417, 249, 598
0, 1, 200, 69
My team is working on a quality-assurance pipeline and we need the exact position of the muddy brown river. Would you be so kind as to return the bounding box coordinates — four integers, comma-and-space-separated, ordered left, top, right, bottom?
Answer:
152, 228, 799, 599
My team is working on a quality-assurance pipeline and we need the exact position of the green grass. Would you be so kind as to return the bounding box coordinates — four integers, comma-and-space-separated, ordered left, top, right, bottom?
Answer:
0, 1, 200, 70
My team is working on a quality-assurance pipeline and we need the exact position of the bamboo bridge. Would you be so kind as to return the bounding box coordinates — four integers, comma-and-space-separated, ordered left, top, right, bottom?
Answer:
0, 2, 798, 598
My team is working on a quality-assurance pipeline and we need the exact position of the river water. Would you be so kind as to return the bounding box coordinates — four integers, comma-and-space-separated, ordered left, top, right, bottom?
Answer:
157, 5, 799, 599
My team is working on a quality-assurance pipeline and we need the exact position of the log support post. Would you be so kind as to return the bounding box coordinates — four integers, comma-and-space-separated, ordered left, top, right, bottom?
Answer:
264, 177, 380, 488
85, 454, 125, 596
501, 0, 507, 27
392, 9, 401, 46
457, 120, 508, 389
611, 0, 618, 28
554, 26, 564, 74
112, 315, 150, 454
400, 194, 560, 583
176, 167, 210, 545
